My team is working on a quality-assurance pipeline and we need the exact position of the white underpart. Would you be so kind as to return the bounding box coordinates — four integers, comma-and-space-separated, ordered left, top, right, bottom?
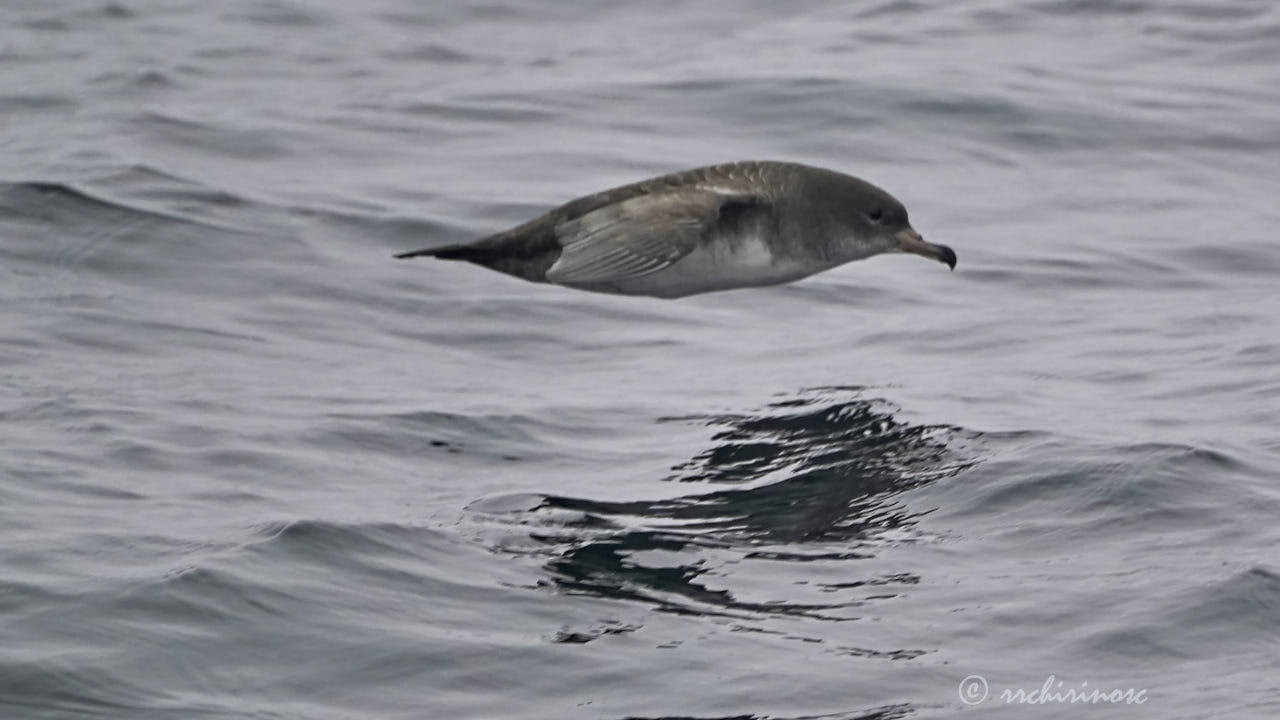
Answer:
575, 230, 824, 299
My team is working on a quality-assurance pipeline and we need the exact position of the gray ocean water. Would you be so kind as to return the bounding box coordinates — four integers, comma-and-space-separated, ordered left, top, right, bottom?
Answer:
3, 1, 1279, 718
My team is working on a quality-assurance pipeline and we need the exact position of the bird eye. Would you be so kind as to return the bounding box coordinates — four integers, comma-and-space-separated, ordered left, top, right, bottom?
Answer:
868, 208, 884, 222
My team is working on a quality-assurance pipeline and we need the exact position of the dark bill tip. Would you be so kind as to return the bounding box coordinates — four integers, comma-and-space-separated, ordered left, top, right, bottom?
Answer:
938, 244, 957, 271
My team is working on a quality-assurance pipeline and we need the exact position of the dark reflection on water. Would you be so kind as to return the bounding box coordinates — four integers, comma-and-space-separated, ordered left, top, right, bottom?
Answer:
654, 388, 969, 544
477, 389, 977, 622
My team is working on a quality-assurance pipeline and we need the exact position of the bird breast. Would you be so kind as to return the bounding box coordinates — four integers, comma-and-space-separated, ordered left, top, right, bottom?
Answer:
600, 230, 821, 299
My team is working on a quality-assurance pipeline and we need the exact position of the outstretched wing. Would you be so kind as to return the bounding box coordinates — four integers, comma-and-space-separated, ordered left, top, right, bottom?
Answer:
545, 188, 763, 285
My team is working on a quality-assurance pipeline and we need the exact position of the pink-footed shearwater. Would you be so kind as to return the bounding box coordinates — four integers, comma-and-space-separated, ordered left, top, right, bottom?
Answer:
395, 161, 955, 298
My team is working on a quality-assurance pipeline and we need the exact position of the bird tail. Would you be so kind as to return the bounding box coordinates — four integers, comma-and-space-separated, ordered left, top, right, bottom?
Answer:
393, 243, 484, 261
393, 232, 552, 283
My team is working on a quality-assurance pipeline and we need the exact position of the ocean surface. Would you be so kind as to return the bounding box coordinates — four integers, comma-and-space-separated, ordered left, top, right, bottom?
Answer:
2, 1, 1279, 718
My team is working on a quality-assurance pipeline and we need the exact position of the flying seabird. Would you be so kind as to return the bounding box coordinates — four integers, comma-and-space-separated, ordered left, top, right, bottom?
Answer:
395, 160, 955, 298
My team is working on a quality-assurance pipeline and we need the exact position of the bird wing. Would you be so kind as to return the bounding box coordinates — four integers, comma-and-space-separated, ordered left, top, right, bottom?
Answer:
545, 187, 763, 285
